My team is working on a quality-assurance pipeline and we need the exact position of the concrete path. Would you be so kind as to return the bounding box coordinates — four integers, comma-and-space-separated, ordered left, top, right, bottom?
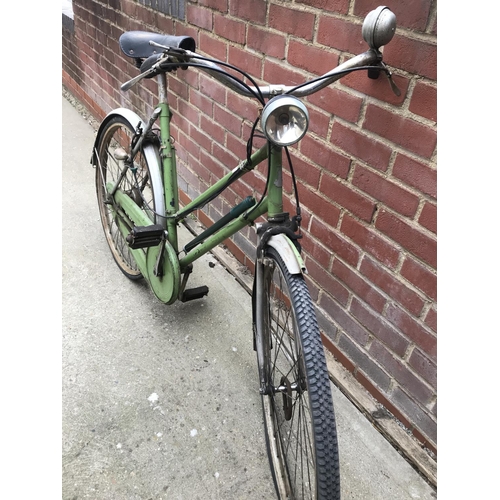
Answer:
62, 93, 437, 499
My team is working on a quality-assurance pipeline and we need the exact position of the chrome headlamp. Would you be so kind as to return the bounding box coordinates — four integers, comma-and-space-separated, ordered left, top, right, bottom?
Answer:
261, 95, 309, 147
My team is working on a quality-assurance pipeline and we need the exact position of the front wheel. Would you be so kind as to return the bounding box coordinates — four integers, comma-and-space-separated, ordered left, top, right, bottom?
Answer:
257, 247, 340, 500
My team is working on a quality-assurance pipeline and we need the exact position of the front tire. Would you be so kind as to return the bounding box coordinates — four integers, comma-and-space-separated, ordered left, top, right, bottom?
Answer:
258, 247, 340, 500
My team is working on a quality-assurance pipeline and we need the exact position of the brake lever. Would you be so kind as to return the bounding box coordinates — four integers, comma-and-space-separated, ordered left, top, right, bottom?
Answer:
381, 62, 401, 96
149, 41, 195, 60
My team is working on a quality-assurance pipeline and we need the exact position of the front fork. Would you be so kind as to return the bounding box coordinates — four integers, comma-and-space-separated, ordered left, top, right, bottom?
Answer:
254, 253, 275, 396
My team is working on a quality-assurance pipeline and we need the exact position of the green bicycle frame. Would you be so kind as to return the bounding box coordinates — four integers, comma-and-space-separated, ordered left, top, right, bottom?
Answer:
116, 73, 286, 276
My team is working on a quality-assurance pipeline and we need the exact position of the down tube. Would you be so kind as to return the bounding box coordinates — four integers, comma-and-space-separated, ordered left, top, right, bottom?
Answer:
178, 199, 268, 269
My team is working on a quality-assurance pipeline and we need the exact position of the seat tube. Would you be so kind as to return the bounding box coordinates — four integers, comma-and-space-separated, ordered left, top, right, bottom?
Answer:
267, 144, 284, 219
157, 73, 179, 252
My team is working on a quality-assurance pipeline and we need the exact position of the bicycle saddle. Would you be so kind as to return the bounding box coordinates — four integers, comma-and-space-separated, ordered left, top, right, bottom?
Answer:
119, 31, 196, 59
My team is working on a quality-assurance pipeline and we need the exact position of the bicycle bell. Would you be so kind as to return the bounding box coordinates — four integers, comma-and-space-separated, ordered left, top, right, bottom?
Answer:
362, 6, 396, 50
261, 95, 309, 147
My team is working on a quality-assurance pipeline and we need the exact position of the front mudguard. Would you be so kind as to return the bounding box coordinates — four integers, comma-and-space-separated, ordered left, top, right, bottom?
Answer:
251, 233, 307, 357
265, 233, 307, 276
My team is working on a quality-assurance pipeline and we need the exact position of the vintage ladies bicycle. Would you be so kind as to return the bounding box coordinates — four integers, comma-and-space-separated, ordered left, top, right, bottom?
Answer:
92, 6, 398, 499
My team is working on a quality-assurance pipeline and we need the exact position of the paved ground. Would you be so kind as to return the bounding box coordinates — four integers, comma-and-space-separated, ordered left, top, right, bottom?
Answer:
62, 93, 437, 499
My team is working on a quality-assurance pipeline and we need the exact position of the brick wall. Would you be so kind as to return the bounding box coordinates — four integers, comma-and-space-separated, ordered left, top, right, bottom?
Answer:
63, 0, 437, 454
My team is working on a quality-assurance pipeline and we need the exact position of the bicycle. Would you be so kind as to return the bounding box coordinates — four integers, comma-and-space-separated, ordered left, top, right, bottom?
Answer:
91, 6, 399, 499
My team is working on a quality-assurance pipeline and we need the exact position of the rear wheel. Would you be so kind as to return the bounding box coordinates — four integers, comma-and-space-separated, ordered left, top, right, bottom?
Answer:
258, 247, 340, 500
94, 116, 164, 279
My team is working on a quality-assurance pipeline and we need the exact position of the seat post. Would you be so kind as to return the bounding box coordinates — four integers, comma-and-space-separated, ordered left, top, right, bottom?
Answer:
157, 72, 168, 104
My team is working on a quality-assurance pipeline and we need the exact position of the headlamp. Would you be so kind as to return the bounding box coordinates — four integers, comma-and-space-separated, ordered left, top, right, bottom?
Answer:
261, 95, 309, 147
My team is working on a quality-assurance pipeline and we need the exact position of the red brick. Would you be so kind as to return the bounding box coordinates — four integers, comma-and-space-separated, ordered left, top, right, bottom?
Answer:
319, 174, 376, 223
214, 14, 245, 44
310, 219, 360, 267
230, 0, 267, 25
306, 107, 331, 140
360, 256, 425, 316
305, 257, 350, 307
408, 347, 437, 389
179, 65, 199, 90
409, 81, 437, 122
296, 0, 349, 14
299, 190, 341, 229
401, 256, 436, 301
330, 121, 392, 172
384, 34, 437, 80
385, 303, 437, 360
200, 115, 225, 147
286, 153, 321, 190
375, 209, 437, 268
351, 298, 409, 356
156, 13, 175, 35
213, 143, 239, 171
364, 103, 436, 158
248, 26, 286, 59
200, 74, 227, 105
332, 259, 386, 313
306, 86, 361, 124
341, 70, 409, 107
226, 133, 247, 164
264, 60, 306, 88
392, 153, 436, 199
288, 39, 340, 77
213, 104, 242, 136
186, 5, 213, 31
369, 341, 433, 405
300, 135, 351, 179
301, 237, 332, 269
352, 164, 420, 217
168, 77, 187, 105
177, 99, 199, 127
337, 334, 392, 390
418, 201, 436, 234
317, 15, 364, 54
199, 32, 227, 61
189, 88, 213, 117
136, 4, 156, 26
320, 297, 371, 347
121, 0, 138, 20
424, 307, 437, 333
269, 4, 315, 41
199, 0, 228, 13
228, 46, 263, 85
200, 149, 225, 182
340, 214, 400, 269
354, 0, 432, 32
189, 124, 212, 157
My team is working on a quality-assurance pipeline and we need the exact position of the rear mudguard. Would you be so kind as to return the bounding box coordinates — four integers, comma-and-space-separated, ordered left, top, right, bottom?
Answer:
91, 108, 166, 227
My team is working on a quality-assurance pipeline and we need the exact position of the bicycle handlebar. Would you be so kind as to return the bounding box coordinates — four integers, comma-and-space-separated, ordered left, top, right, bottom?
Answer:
121, 46, 390, 97
120, 6, 398, 98
189, 49, 382, 99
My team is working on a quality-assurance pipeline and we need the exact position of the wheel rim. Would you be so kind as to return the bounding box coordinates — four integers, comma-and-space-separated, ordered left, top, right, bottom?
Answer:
95, 120, 156, 278
262, 262, 317, 500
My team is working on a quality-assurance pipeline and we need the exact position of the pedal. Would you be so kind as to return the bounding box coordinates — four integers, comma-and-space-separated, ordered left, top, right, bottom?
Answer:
180, 286, 209, 302
126, 224, 165, 249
